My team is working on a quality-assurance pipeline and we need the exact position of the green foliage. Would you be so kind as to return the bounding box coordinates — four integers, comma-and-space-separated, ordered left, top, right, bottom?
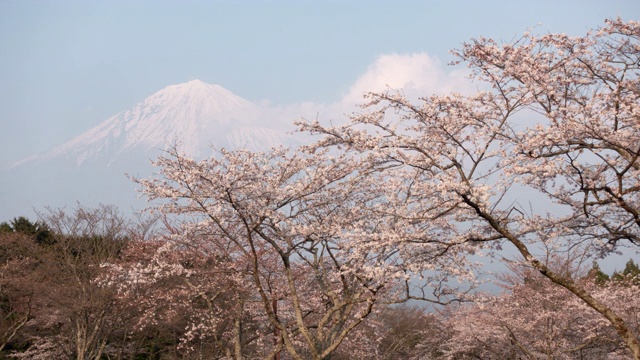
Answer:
592, 259, 640, 286
0, 222, 11, 233
612, 259, 640, 285
0, 216, 54, 245
622, 259, 640, 278
590, 262, 610, 286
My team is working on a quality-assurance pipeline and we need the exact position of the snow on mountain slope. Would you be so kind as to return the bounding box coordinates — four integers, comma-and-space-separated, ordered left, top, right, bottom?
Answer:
14, 80, 291, 167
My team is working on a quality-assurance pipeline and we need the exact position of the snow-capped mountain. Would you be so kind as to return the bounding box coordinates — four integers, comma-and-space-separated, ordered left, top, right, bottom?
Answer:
2, 80, 299, 222
15, 79, 291, 167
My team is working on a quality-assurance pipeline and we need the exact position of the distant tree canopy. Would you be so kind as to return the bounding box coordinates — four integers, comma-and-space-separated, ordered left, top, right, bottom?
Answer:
0, 216, 53, 245
611, 259, 640, 284
0, 204, 159, 359
592, 259, 640, 284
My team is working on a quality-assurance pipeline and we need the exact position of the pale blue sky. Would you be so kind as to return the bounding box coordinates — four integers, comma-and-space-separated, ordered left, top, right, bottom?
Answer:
1, 1, 638, 166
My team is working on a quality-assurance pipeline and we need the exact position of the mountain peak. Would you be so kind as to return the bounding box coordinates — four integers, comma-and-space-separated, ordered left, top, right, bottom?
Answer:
183, 79, 209, 87
146, 80, 252, 112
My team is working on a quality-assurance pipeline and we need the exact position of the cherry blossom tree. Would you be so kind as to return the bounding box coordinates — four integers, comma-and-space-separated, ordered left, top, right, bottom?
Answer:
329, 304, 448, 360
299, 18, 640, 358
133, 146, 474, 359
441, 259, 639, 359
101, 228, 271, 358
31, 205, 151, 360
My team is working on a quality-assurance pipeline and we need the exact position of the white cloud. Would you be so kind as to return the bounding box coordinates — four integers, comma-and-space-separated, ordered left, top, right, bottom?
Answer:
269, 53, 475, 130
342, 53, 471, 104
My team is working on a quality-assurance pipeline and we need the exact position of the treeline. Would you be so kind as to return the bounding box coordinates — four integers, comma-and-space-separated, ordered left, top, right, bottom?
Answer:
0, 205, 638, 359
0, 206, 152, 359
